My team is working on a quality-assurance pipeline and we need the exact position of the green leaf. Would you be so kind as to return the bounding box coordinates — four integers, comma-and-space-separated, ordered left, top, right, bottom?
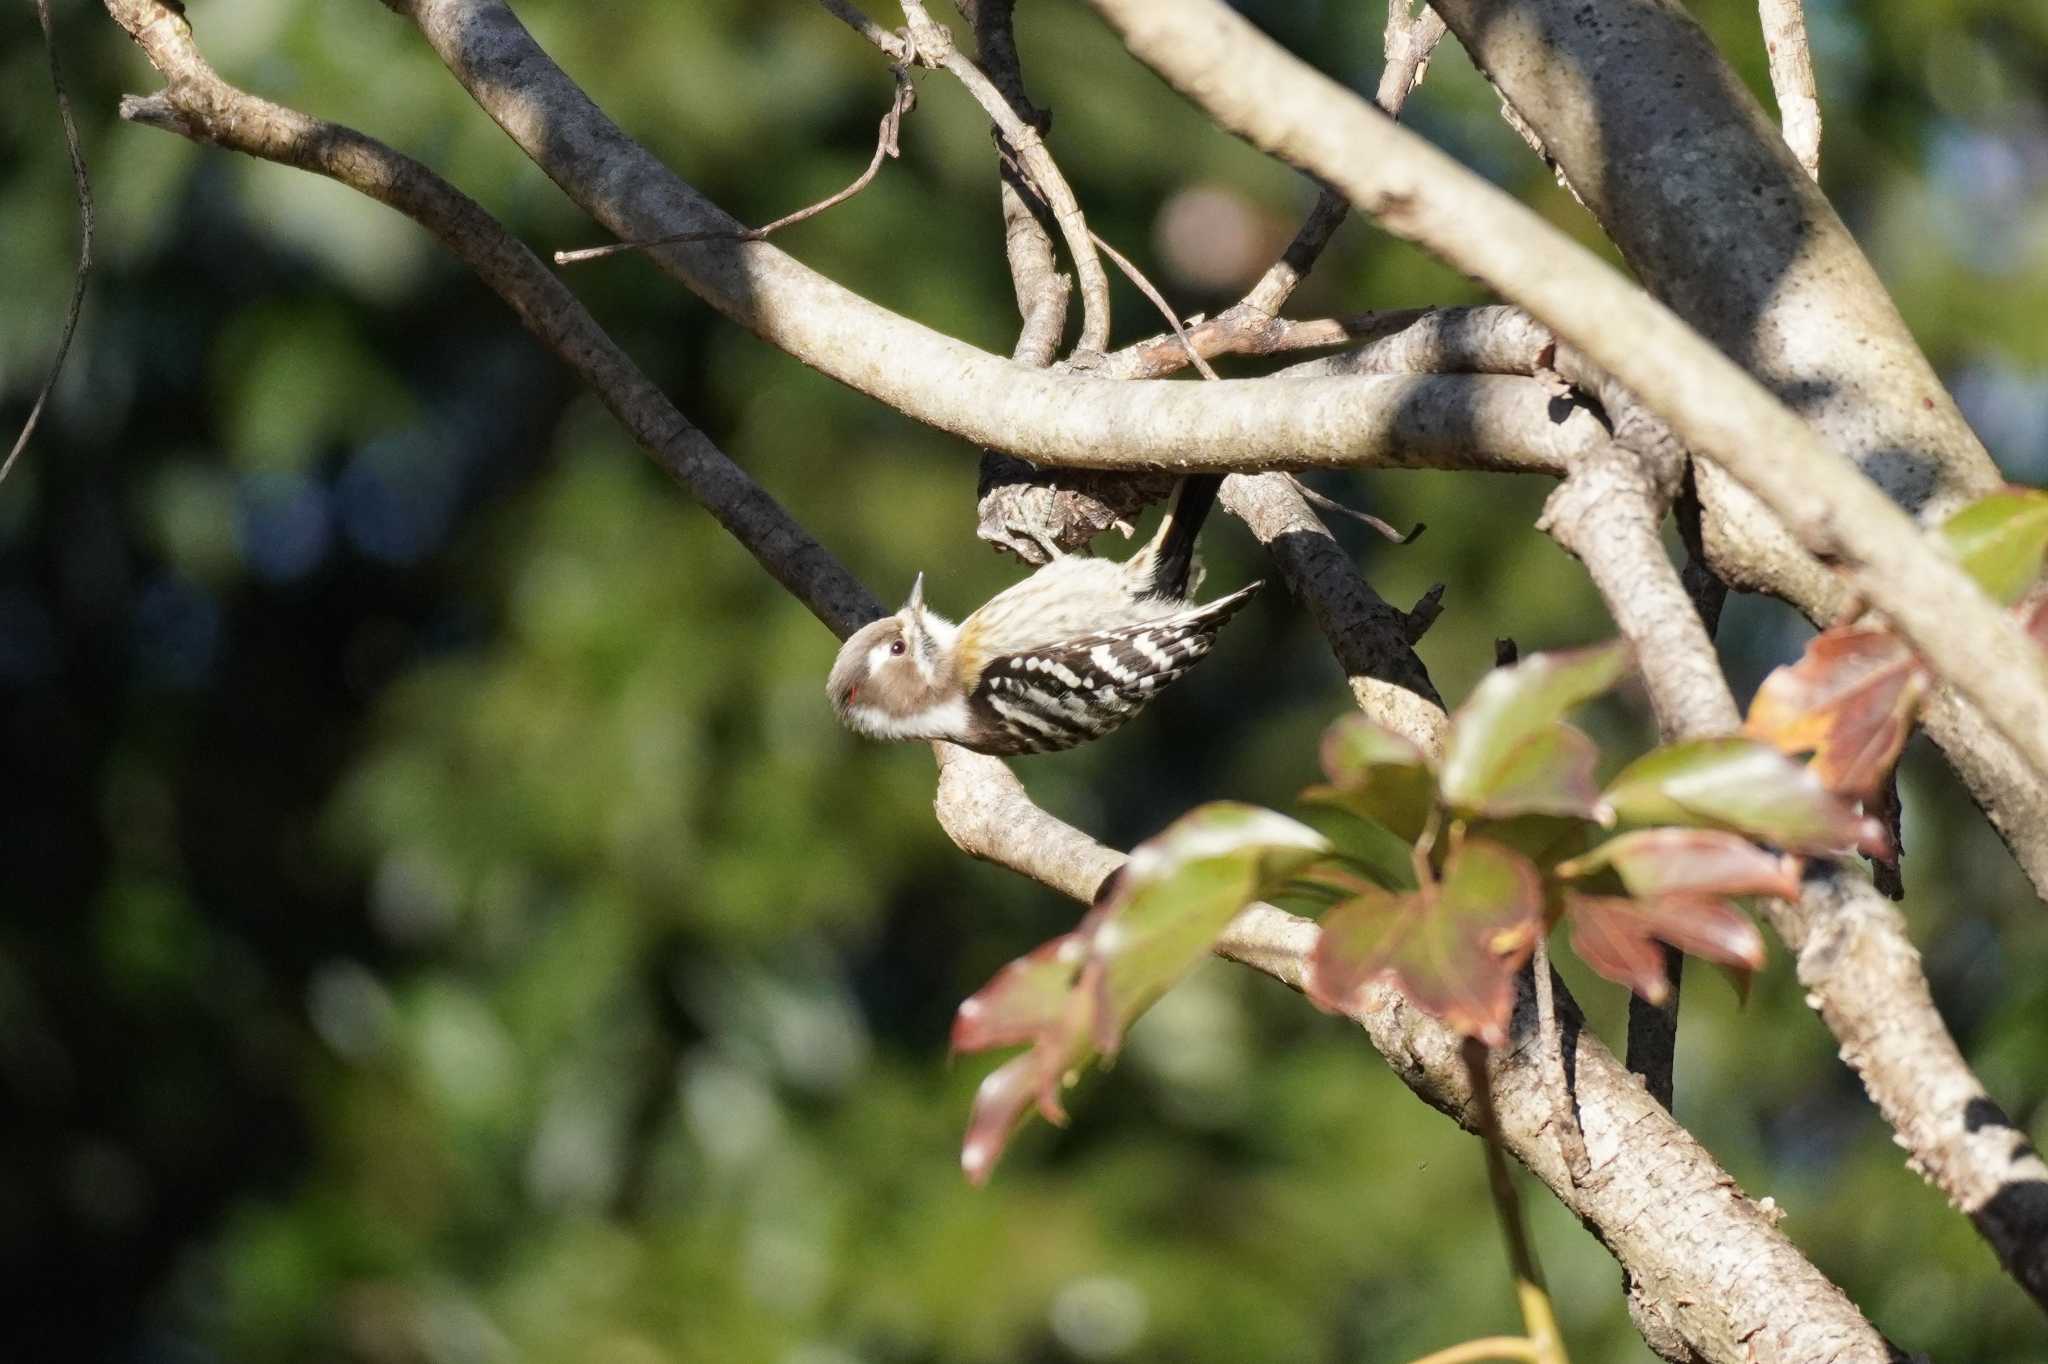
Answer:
1091, 803, 1330, 1051
1454, 723, 1605, 819
1601, 737, 1886, 858
1939, 488, 2048, 605
1557, 828, 1804, 900
1308, 838, 1544, 1047
1439, 642, 1630, 815
1302, 714, 1438, 841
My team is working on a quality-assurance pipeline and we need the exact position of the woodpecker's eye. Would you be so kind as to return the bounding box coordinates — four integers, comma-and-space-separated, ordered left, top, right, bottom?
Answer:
889, 640, 907, 657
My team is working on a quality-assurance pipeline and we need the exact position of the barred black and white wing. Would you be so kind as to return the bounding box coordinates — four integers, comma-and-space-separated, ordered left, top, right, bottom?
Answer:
964, 582, 1262, 755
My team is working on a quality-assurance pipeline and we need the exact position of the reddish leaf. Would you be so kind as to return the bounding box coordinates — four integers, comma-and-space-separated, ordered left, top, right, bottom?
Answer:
951, 931, 1090, 1058
1566, 895, 1673, 1004
2025, 595, 2048, 651
1306, 880, 1412, 1010
1305, 714, 1438, 841
1602, 737, 1887, 859
959, 1008, 1091, 1186
951, 802, 1326, 1183
1744, 625, 1927, 801
1309, 839, 1544, 1047
1566, 892, 1766, 1005
1440, 641, 1630, 814
1557, 828, 1803, 901
1938, 488, 2048, 605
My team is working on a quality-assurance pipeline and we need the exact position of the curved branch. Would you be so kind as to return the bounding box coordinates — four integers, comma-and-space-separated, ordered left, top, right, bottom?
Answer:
389, 2, 1603, 475
101, 0, 879, 640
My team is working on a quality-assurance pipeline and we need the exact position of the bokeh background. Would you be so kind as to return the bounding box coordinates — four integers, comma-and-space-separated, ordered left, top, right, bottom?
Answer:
3, 1, 2046, 1360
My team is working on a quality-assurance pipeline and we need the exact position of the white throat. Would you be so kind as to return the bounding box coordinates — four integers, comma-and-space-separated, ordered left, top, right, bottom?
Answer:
844, 695, 972, 742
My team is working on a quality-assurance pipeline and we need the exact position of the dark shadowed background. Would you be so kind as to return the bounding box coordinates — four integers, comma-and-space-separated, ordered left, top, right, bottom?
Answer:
2, 0, 2045, 1359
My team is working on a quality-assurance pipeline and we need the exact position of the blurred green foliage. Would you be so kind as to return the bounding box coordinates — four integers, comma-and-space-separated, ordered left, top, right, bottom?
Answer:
2, 1, 2046, 1361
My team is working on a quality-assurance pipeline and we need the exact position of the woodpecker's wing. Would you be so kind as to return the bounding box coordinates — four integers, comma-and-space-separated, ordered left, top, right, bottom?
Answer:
964, 582, 1262, 755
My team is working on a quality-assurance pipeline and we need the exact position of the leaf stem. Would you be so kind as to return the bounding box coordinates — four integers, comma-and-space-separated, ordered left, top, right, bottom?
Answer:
1463, 1039, 1571, 1364
1404, 1336, 1541, 1364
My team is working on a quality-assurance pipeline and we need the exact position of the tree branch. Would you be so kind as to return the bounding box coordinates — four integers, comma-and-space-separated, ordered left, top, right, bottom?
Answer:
1082, 0, 2048, 792
1538, 428, 2048, 1318
1423, 0, 1991, 624
896, 0, 1113, 355
1759, 0, 1823, 180
102, 0, 879, 640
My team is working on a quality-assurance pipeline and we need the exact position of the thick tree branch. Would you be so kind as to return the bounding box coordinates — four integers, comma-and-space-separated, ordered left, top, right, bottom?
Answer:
1424, 0, 1991, 606
387, 2, 1596, 477
1082, 0, 2048, 791
1540, 438, 2048, 1318
1219, 472, 1448, 739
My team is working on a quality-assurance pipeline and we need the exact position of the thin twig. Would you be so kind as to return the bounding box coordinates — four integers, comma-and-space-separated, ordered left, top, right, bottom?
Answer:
899, 0, 1112, 354
1101, 308, 1422, 382
1240, 186, 1352, 322
816, 0, 912, 61
1378, 0, 1451, 116
4, 0, 95, 488
1084, 229, 1218, 379
1530, 936, 1591, 1184
1759, 0, 1822, 180
1287, 477, 1422, 543
556, 73, 913, 265
1234, 3, 1447, 324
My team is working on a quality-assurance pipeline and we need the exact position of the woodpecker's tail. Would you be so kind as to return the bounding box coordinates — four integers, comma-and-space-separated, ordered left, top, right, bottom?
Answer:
1145, 475, 1223, 600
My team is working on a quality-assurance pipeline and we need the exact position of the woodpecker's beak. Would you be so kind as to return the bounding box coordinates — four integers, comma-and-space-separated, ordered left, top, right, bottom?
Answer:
904, 572, 926, 615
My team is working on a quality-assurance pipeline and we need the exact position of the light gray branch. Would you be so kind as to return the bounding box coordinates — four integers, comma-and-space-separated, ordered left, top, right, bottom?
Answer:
1424, 0, 1987, 603
895, 0, 1113, 355
1759, 0, 1823, 179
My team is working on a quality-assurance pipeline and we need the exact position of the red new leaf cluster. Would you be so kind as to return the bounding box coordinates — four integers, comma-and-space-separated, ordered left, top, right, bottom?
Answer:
1746, 488, 2048, 804
1302, 644, 1875, 1044
940, 490, 2048, 1186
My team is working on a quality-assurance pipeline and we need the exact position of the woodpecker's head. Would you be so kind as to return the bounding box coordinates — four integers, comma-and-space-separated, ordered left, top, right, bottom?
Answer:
826, 574, 966, 741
